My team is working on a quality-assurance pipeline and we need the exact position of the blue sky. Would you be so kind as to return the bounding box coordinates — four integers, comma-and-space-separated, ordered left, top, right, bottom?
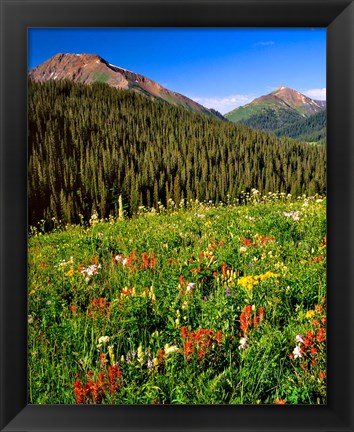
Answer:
28, 28, 326, 114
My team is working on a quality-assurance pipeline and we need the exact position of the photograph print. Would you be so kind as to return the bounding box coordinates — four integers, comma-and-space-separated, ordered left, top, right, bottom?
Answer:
28, 27, 327, 405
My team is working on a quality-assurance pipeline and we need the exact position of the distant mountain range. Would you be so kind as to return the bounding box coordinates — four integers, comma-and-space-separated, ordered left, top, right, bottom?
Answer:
28, 53, 224, 121
28, 54, 326, 143
225, 86, 326, 143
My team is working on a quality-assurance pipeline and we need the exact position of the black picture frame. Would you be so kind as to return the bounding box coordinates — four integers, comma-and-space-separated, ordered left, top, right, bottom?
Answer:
1, 0, 353, 431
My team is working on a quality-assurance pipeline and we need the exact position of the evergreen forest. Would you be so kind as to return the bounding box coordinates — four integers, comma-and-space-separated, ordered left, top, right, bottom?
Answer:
28, 79, 326, 226
274, 110, 327, 144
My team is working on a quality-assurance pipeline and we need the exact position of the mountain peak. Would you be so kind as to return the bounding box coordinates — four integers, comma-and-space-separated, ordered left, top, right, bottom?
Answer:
225, 85, 326, 130
269, 86, 325, 114
28, 53, 224, 121
271, 86, 300, 96
48, 52, 106, 65
273, 85, 288, 92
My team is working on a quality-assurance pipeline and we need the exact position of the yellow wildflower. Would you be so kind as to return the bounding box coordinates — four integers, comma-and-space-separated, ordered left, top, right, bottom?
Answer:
108, 345, 115, 366
306, 310, 315, 319
238, 272, 279, 290
65, 268, 74, 277
137, 345, 144, 364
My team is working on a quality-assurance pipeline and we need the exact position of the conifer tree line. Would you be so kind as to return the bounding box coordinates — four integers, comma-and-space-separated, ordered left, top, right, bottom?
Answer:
28, 79, 326, 226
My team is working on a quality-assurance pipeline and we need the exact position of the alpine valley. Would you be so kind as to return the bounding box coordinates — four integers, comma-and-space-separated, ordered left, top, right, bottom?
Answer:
28, 49, 327, 406
28, 53, 326, 225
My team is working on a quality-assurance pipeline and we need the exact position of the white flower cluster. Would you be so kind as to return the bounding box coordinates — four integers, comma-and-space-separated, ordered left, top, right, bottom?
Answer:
97, 335, 110, 349
292, 334, 304, 359
80, 263, 101, 280
283, 211, 301, 221
58, 256, 74, 268
239, 337, 248, 350
164, 344, 180, 356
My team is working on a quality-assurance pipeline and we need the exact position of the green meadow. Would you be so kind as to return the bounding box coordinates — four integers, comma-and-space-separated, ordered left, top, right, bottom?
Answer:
28, 193, 326, 404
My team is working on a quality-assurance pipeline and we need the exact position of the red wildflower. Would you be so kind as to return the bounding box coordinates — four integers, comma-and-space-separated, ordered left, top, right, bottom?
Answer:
181, 326, 189, 339
303, 338, 312, 347
108, 364, 122, 393
316, 328, 326, 343
306, 331, 315, 340
208, 240, 218, 251
184, 341, 194, 359
319, 371, 326, 380
274, 399, 286, 404
258, 307, 266, 323
74, 379, 86, 404
121, 288, 134, 296
198, 349, 205, 359
215, 331, 222, 345
240, 305, 253, 334
91, 382, 104, 403
141, 252, 149, 269
87, 298, 111, 318
190, 266, 201, 274
99, 353, 106, 369
241, 238, 253, 247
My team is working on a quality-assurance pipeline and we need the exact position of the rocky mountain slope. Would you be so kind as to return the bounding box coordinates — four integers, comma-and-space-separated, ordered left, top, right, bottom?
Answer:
29, 53, 223, 120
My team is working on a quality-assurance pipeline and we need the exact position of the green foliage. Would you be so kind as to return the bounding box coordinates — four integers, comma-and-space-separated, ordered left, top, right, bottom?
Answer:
28, 79, 326, 226
28, 196, 326, 404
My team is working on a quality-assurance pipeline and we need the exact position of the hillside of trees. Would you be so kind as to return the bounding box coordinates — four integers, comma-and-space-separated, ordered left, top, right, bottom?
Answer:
233, 106, 302, 132
274, 110, 327, 144
234, 107, 326, 144
28, 79, 326, 226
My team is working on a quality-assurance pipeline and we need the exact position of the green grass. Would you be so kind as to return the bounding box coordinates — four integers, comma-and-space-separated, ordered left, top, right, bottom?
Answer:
28, 193, 326, 404
92, 72, 109, 84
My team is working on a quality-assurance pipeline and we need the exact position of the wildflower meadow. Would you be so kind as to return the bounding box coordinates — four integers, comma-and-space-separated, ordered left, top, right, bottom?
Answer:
28, 192, 326, 404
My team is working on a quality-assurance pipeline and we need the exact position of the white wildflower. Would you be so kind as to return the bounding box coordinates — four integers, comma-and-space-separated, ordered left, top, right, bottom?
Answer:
283, 211, 301, 221
295, 334, 304, 344
292, 346, 302, 359
80, 263, 101, 277
164, 344, 180, 356
186, 283, 195, 292
239, 337, 248, 350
